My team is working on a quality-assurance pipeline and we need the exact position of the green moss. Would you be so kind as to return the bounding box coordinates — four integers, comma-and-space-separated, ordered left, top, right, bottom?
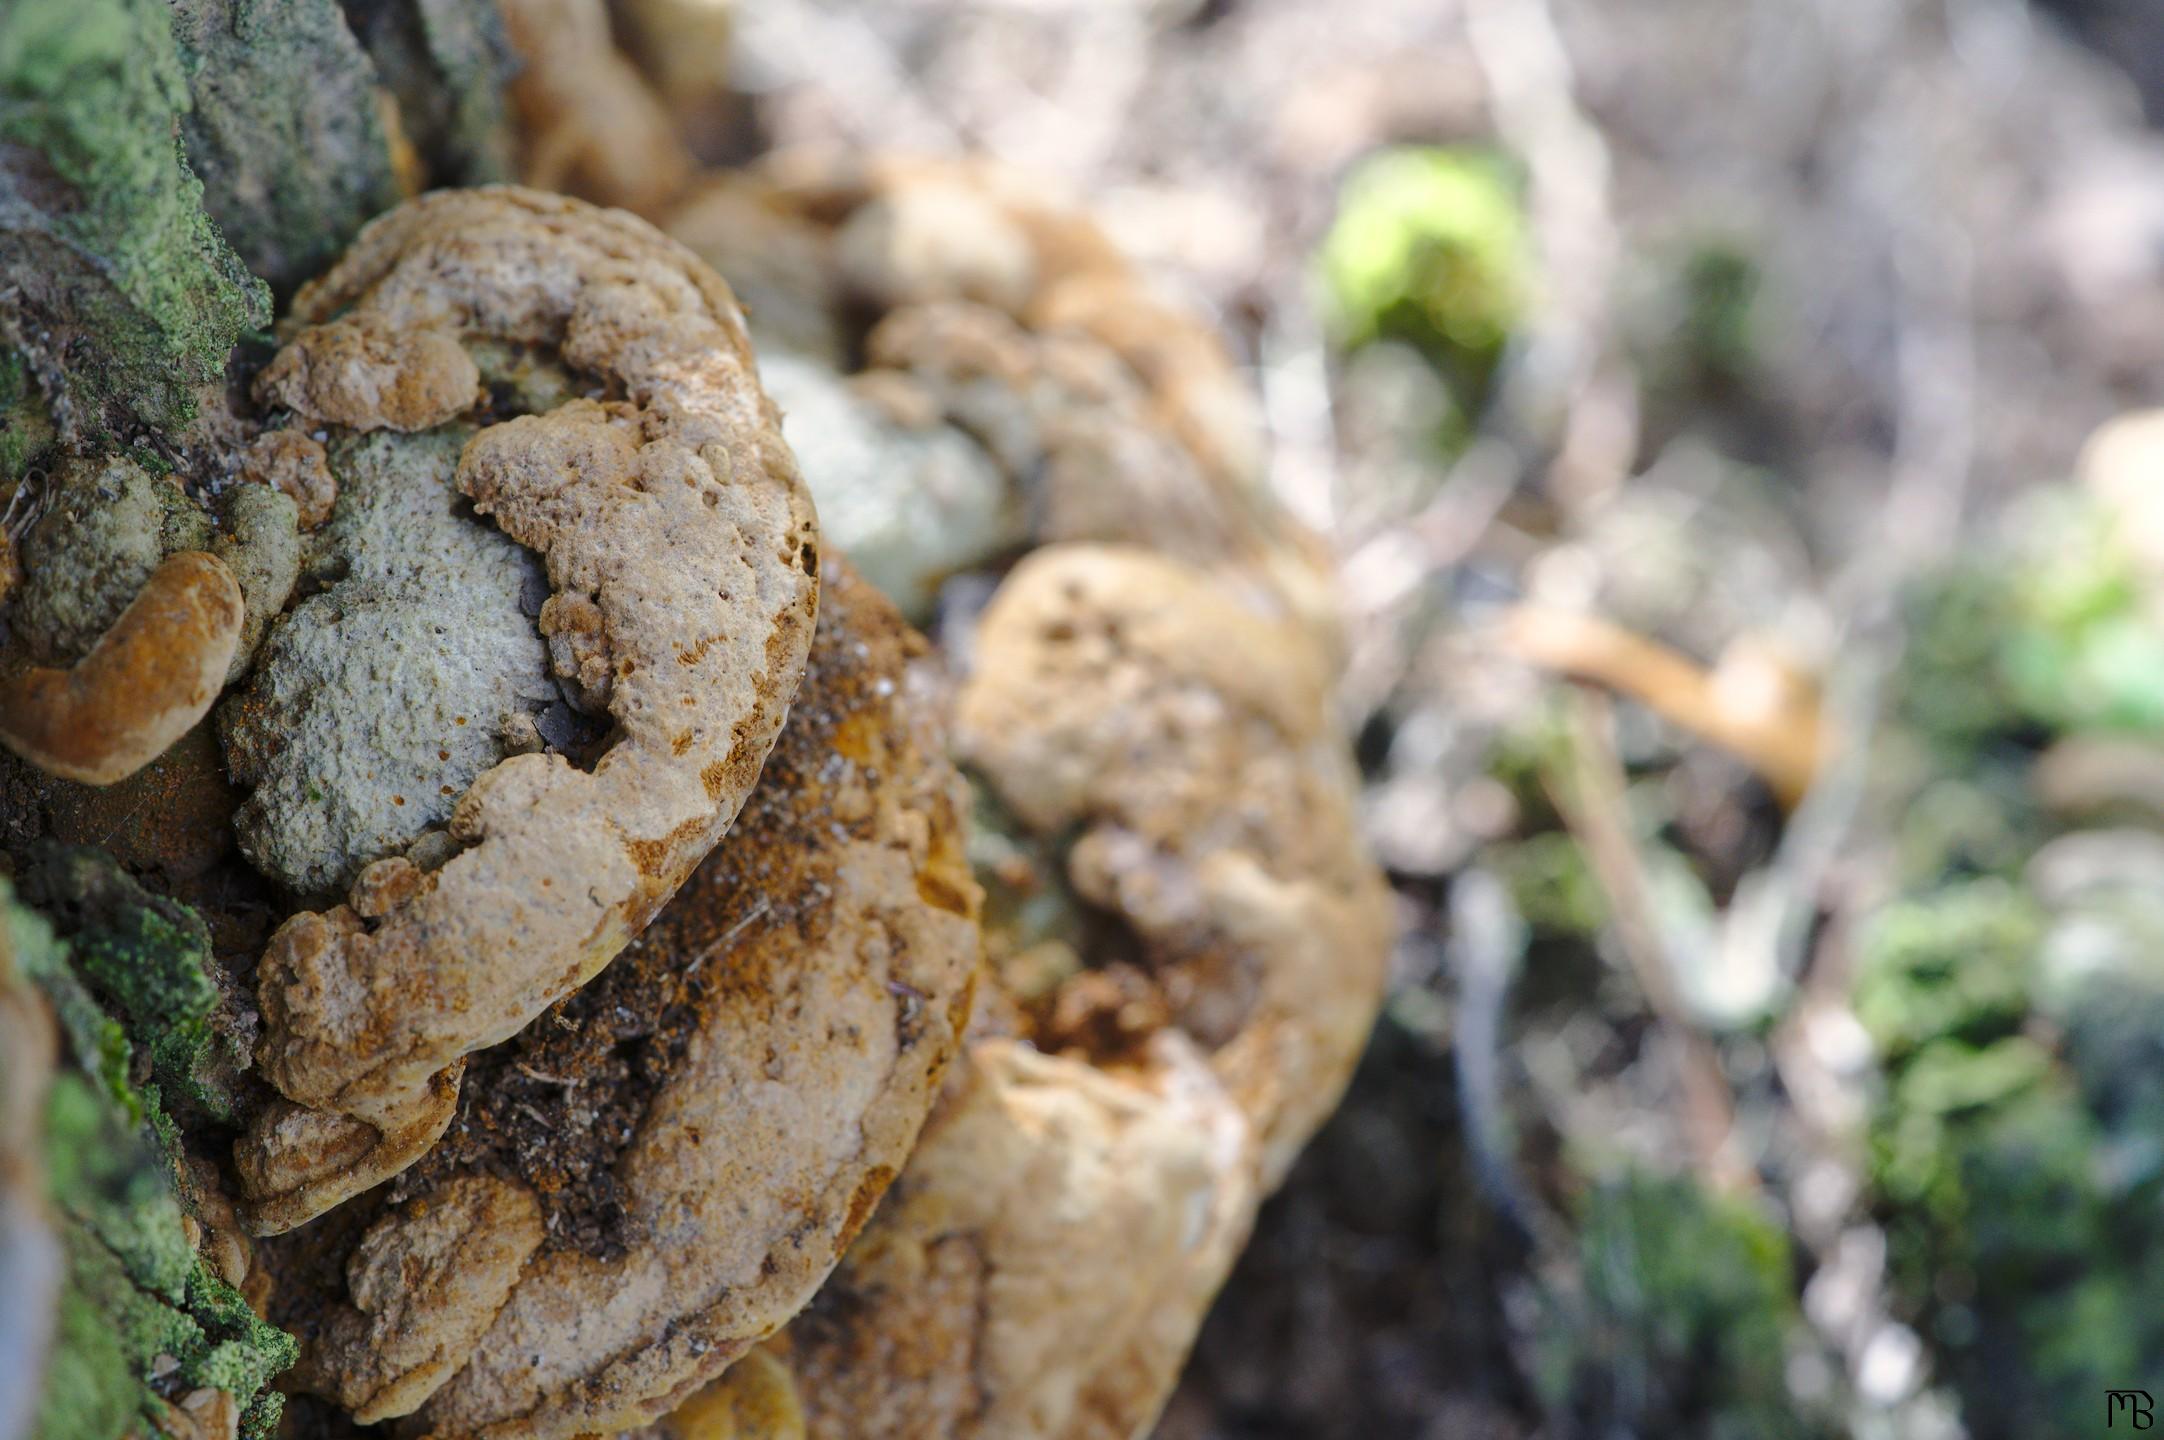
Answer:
7, 878, 296, 1436
19, 847, 234, 1119
6, 899, 135, 1122
1318, 146, 1530, 428
34, 1236, 162, 1440
42, 1072, 197, 1303
1850, 882, 2044, 1061
1900, 496, 2164, 749
0, 347, 56, 485
1676, 242, 1761, 380
1536, 1172, 1832, 1439
0, 0, 268, 448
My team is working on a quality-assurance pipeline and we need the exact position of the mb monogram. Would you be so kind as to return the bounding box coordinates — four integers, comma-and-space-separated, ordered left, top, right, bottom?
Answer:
2112, 1391, 2156, 1429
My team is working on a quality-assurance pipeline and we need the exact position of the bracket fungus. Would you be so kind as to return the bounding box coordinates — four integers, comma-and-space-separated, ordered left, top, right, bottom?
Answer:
266, 560, 976, 1436
0, 457, 253, 788
644, 156, 1392, 1439
0, 550, 244, 788
4, 50, 1393, 1431
662, 158, 1334, 638
226, 187, 820, 1236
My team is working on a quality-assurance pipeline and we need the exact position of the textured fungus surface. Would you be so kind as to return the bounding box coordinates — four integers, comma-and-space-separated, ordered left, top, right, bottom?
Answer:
269, 560, 978, 1436
230, 187, 820, 1237
758, 546, 1389, 1440
779, 1037, 1254, 1440
219, 426, 557, 899
956, 545, 1391, 1184
639, 156, 1390, 1440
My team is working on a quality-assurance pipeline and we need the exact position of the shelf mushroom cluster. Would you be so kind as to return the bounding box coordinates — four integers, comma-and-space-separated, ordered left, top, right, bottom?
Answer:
1, 141, 1389, 1440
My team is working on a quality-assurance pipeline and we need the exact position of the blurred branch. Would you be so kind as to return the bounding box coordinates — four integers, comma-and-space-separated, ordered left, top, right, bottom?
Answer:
1463, 0, 1636, 510
1448, 865, 1563, 1251
1548, 689, 1756, 1195
1505, 606, 1826, 808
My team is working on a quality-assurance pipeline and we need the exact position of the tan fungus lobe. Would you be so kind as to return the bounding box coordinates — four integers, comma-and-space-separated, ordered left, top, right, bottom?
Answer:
255, 313, 482, 433
498, 0, 696, 214
233, 187, 820, 1236
755, 545, 1390, 1440
237, 429, 339, 530
636, 154, 1389, 1439
655, 1349, 808, 1440
285, 561, 976, 1437
780, 1037, 1256, 1440
0, 550, 244, 787
664, 158, 1338, 641
957, 544, 1392, 1184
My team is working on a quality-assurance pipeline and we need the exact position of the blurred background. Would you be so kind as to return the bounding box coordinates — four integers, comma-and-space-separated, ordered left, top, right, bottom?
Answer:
701, 1, 2164, 1435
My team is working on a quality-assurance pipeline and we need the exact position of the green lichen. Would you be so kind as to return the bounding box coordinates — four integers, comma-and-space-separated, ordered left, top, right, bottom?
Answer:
168, 0, 408, 298
18, 847, 235, 1120
7, 876, 296, 1440
222, 426, 558, 898
0, 0, 269, 448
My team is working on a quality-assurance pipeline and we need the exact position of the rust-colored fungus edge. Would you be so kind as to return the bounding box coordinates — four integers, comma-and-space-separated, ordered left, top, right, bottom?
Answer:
233, 187, 821, 1236
0, 551, 244, 787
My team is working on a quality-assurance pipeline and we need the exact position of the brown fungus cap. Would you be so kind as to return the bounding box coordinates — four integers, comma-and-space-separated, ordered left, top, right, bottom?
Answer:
0, 550, 244, 788
232, 187, 820, 1236
740, 543, 1392, 1440
267, 560, 977, 1436
776, 1035, 1255, 1440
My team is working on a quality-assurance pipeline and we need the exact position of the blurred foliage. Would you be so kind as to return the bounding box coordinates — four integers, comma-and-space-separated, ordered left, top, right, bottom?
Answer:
1851, 883, 2043, 1063
1899, 493, 2164, 751
1858, 508, 2164, 1436
1493, 831, 1605, 940
1535, 1173, 1835, 1440
1318, 145, 1530, 445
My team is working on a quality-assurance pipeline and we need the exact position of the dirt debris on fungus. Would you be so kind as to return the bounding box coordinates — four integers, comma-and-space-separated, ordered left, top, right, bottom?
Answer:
269, 559, 976, 1437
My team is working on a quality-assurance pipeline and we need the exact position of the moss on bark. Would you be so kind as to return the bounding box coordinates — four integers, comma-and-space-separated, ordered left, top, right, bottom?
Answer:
0, 0, 269, 451
169, 0, 409, 299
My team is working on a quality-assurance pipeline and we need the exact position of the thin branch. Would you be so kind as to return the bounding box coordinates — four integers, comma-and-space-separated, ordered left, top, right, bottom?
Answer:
1547, 688, 1755, 1195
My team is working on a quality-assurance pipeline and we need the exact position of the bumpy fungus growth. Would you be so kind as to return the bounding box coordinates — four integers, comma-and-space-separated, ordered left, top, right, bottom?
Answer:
662, 158, 1331, 637
270, 561, 976, 1436
642, 155, 1391, 1439
777, 1037, 1254, 1440
957, 545, 1393, 1184
230, 188, 819, 1236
